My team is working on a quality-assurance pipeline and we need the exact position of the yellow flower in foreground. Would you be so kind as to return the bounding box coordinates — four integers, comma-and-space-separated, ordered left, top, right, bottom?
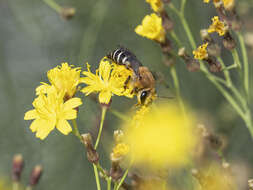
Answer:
124, 103, 197, 168
195, 164, 237, 190
193, 43, 209, 60
135, 13, 165, 43
146, 0, 163, 12
208, 16, 227, 36
222, 0, 235, 10
36, 63, 82, 99
24, 86, 82, 140
81, 58, 134, 104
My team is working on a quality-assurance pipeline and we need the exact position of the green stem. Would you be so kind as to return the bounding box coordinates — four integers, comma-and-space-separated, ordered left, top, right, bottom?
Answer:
170, 30, 182, 47
94, 107, 107, 149
110, 109, 129, 121
170, 66, 186, 116
72, 119, 82, 143
236, 32, 249, 98
217, 57, 232, 87
107, 177, 112, 190
92, 107, 107, 190
222, 64, 237, 71
180, 0, 187, 13
43, 0, 61, 13
12, 182, 19, 190
231, 49, 242, 70
93, 164, 101, 190
115, 168, 129, 190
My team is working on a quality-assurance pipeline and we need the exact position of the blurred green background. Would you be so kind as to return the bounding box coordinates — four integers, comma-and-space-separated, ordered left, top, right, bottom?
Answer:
0, 0, 253, 189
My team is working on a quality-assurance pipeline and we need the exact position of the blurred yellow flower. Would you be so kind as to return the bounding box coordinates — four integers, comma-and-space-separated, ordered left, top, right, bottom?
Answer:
222, 0, 234, 10
203, 0, 222, 7
208, 16, 227, 36
24, 86, 82, 140
137, 179, 169, 190
81, 58, 134, 104
203, 0, 210, 2
195, 164, 237, 190
135, 13, 165, 43
0, 179, 11, 190
146, 0, 163, 12
36, 63, 82, 99
124, 103, 197, 168
193, 43, 209, 60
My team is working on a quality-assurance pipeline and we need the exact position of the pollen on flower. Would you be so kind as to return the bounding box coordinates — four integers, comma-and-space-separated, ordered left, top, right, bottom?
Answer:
146, 0, 163, 12
24, 86, 82, 140
222, 0, 235, 11
111, 143, 130, 160
36, 63, 82, 99
135, 13, 165, 43
208, 16, 228, 36
193, 43, 209, 60
123, 103, 198, 169
81, 58, 134, 105
203, 0, 210, 3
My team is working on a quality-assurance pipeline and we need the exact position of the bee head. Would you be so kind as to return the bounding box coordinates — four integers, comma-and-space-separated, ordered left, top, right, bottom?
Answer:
137, 88, 156, 105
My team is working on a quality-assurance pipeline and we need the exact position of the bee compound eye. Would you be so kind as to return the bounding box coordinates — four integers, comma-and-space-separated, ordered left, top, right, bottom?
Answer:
140, 91, 148, 104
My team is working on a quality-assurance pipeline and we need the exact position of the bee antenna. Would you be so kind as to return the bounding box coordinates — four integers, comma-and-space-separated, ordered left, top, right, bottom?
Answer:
156, 96, 174, 99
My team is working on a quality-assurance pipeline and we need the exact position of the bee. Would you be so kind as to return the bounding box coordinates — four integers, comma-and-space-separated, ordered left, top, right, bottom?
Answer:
107, 46, 156, 105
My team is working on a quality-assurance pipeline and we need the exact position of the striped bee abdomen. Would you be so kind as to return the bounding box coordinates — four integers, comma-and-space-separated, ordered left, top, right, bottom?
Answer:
107, 47, 142, 77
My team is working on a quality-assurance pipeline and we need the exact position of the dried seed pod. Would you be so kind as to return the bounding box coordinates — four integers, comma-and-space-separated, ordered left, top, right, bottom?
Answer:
160, 10, 173, 31
223, 32, 236, 50
29, 165, 43, 186
178, 47, 200, 72
12, 154, 24, 182
82, 133, 99, 164
61, 7, 76, 20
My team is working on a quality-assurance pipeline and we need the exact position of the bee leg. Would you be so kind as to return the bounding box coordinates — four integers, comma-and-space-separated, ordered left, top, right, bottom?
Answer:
124, 75, 131, 89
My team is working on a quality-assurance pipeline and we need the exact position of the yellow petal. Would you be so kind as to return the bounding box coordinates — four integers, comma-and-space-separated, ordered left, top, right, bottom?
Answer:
62, 109, 77, 120
30, 119, 41, 132
98, 90, 112, 104
56, 119, 72, 135
24, 109, 38, 120
35, 120, 55, 140
64, 97, 82, 109
99, 60, 111, 82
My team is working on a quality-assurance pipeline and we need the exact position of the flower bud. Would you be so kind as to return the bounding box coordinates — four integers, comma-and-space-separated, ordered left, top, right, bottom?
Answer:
109, 160, 123, 181
178, 47, 200, 72
29, 165, 43, 186
223, 32, 236, 50
160, 11, 173, 31
61, 7, 76, 20
82, 133, 99, 164
160, 38, 172, 55
12, 154, 24, 182
204, 56, 222, 72
114, 130, 124, 143
200, 29, 212, 43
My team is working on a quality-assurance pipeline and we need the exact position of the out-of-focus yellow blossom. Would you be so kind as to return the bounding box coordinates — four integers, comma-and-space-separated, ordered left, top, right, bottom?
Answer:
124, 103, 197, 168
137, 179, 169, 190
203, 0, 210, 2
203, 0, 222, 7
111, 143, 130, 160
81, 58, 134, 104
36, 63, 82, 99
222, 0, 235, 10
193, 43, 209, 60
208, 16, 227, 36
24, 86, 82, 140
132, 106, 150, 128
195, 164, 237, 190
0, 179, 11, 190
135, 13, 165, 43
146, 0, 163, 12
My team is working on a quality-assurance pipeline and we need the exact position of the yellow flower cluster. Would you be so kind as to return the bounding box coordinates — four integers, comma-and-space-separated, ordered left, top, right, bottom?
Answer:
135, 13, 165, 43
36, 63, 82, 99
203, 0, 234, 10
24, 86, 82, 140
208, 16, 227, 36
25, 63, 83, 140
193, 43, 209, 60
81, 57, 134, 105
124, 103, 197, 169
146, 0, 163, 12
111, 143, 130, 160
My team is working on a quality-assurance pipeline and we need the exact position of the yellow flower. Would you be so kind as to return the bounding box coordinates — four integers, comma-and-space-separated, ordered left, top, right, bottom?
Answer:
203, 0, 222, 7
81, 58, 134, 104
124, 103, 197, 169
36, 63, 82, 99
146, 0, 163, 12
111, 143, 130, 160
137, 179, 169, 190
208, 16, 228, 36
222, 0, 235, 10
203, 0, 210, 2
135, 13, 165, 43
193, 43, 209, 60
24, 86, 82, 140
132, 106, 150, 128
195, 164, 237, 190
